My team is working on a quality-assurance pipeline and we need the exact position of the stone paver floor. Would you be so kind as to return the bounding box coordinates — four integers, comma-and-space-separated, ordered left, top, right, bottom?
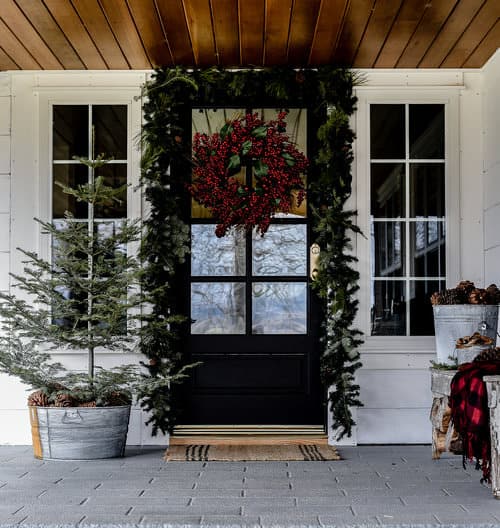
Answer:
1, 445, 500, 527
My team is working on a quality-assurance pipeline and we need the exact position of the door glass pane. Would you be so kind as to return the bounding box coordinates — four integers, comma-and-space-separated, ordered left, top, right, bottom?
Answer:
371, 163, 405, 218
370, 105, 405, 159
191, 225, 246, 276
93, 105, 127, 160
191, 282, 245, 334
372, 221, 405, 276
409, 104, 444, 159
252, 282, 306, 334
371, 280, 406, 336
53, 164, 89, 218
410, 163, 445, 217
410, 221, 446, 277
53, 105, 88, 160
410, 280, 444, 336
252, 225, 307, 276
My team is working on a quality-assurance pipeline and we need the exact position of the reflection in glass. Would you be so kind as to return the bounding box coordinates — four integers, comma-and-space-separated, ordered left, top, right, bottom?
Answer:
411, 221, 445, 277
94, 164, 127, 218
370, 105, 405, 160
191, 225, 245, 276
371, 222, 405, 277
93, 105, 128, 160
409, 104, 444, 159
252, 225, 307, 276
410, 280, 444, 335
371, 280, 406, 336
192, 108, 245, 136
191, 282, 245, 334
53, 164, 89, 218
370, 163, 405, 218
410, 164, 445, 217
252, 282, 306, 334
53, 105, 89, 160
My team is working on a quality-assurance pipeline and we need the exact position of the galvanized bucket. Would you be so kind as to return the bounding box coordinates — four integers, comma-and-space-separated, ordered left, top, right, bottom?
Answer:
433, 305, 499, 365
29, 405, 131, 460
456, 344, 492, 364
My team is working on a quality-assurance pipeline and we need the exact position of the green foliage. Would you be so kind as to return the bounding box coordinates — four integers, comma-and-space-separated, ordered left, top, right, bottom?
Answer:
139, 66, 362, 438
0, 156, 184, 407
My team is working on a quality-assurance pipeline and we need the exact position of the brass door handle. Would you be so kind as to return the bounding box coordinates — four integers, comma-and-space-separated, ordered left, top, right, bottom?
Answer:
310, 243, 320, 280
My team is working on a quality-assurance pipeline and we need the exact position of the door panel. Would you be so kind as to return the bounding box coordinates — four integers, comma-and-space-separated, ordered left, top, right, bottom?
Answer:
180, 107, 323, 426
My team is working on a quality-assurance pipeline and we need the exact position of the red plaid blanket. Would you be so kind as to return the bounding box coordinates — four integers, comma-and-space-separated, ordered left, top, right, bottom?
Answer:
450, 361, 500, 481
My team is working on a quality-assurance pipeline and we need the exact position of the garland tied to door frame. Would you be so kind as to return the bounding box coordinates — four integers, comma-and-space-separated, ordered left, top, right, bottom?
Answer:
139, 66, 363, 439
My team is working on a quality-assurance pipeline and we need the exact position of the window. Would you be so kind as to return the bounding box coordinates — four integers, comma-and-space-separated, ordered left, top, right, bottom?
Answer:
51, 104, 129, 328
370, 104, 446, 336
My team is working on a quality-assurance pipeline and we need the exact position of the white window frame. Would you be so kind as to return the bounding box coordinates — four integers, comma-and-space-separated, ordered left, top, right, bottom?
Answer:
354, 88, 460, 350
34, 86, 143, 354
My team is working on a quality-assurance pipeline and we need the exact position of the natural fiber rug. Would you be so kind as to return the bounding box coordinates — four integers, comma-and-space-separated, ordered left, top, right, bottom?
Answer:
164, 444, 340, 461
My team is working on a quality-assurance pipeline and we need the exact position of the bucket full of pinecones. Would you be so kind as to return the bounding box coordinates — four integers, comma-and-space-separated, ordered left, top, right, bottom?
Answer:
431, 281, 500, 365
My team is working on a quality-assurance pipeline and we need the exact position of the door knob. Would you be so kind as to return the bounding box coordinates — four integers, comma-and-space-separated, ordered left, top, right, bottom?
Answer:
310, 243, 320, 280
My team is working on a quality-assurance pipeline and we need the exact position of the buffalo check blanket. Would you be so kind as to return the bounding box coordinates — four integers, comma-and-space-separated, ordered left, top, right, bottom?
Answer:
450, 360, 500, 482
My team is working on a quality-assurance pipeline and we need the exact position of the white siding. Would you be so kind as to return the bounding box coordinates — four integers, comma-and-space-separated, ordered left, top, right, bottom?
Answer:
483, 50, 500, 286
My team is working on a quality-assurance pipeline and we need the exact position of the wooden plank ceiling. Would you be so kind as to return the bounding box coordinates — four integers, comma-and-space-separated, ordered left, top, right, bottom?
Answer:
0, 0, 498, 71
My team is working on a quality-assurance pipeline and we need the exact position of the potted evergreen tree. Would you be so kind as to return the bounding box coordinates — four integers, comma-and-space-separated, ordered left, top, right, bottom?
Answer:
0, 155, 184, 460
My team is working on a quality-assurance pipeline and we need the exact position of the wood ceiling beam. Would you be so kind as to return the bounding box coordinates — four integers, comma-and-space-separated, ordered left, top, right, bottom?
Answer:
155, 0, 195, 65
0, 47, 19, 70
1, 0, 62, 69
97, 0, 150, 69
463, 18, 500, 68
440, 0, 499, 67
396, 0, 459, 68
211, 0, 240, 66
354, 0, 403, 68
182, 0, 216, 66
238, 0, 265, 66
127, 0, 174, 67
264, 0, 293, 66
43, 0, 108, 69
374, 0, 429, 68
71, 0, 130, 69
308, 0, 349, 65
287, 0, 321, 66
0, 18, 41, 69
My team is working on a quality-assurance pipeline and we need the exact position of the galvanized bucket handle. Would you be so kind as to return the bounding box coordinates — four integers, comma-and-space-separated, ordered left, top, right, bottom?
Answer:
62, 409, 83, 424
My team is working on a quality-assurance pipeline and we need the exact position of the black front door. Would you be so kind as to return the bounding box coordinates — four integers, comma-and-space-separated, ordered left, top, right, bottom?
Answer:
180, 108, 323, 426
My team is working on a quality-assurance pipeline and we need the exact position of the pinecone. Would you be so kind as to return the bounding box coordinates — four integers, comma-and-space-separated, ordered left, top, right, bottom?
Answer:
486, 284, 500, 304
456, 280, 476, 297
468, 288, 488, 304
54, 393, 77, 407
474, 347, 500, 362
27, 390, 49, 407
78, 401, 97, 407
431, 289, 462, 305
456, 332, 493, 348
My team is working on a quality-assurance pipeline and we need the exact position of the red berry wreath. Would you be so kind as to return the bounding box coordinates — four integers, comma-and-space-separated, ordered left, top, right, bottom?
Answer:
190, 111, 308, 237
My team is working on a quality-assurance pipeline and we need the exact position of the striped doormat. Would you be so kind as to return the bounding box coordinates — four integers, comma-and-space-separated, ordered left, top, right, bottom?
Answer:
165, 444, 340, 461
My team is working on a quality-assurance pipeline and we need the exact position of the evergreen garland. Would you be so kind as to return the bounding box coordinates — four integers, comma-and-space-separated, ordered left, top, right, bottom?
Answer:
139, 66, 363, 439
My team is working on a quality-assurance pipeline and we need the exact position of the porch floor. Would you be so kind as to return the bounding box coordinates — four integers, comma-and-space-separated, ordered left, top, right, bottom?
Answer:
1, 445, 500, 527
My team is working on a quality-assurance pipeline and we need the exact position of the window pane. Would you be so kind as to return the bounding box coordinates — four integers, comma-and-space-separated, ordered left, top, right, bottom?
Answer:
410, 280, 444, 336
410, 221, 445, 277
53, 164, 88, 218
370, 105, 405, 159
372, 221, 405, 277
253, 225, 307, 276
94, 164, 127, 219
53, 105, 88, 160
409, 104, 444, 159
93, 105, 127, 160
410, 163, 445, 217
252, 282, 306, 334
191, 225, 245, 276
191, 282, 245, 334
371, 280, 406, 336
371, 163, 405, 218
